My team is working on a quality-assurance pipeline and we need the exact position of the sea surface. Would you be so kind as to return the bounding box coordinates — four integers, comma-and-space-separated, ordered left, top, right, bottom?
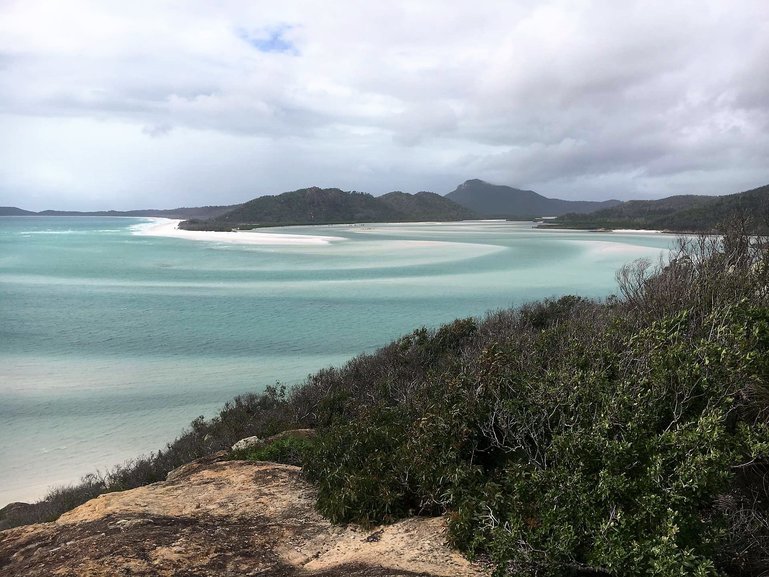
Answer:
0, 217, 676, 505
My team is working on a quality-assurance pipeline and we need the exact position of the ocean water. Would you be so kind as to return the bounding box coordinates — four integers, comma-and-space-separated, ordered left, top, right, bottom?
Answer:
0, 217, 676, 505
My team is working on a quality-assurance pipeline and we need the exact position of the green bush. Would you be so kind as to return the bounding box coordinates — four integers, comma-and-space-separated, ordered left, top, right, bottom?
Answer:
303, 232, 769, 576
230, 435, 315, 467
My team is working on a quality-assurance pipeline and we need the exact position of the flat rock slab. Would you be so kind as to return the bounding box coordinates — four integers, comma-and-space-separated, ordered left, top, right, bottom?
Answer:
0, 461, 487, 577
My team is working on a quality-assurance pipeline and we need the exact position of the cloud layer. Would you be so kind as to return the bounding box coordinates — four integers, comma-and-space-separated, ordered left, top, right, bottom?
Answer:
1, 0, 767, 210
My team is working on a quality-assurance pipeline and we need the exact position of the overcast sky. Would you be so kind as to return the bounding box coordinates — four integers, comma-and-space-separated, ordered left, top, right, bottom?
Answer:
1, 0, 768, 210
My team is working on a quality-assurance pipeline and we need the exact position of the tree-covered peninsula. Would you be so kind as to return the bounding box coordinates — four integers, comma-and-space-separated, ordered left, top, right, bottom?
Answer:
548, 183, 769, 233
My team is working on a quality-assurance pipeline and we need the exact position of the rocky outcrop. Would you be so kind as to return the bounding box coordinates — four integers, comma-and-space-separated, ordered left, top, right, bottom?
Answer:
0, 503, 33, 531
164, 450, 228, 482
0, 460, 488, 577
231, 435, 262, 452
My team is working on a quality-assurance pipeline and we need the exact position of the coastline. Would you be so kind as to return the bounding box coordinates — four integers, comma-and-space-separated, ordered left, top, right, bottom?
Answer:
1, 218, 678, 510
132, 218, 345, 246
610, 228, 664, 234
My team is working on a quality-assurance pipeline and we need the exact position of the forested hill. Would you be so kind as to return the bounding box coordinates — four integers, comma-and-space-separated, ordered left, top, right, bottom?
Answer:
551, 183, 769, 232
378, 190, 476, 221
0, 206, 235, 219
444, 179, 621, 218
180, 187, 476, 230
0, 207, 37, 216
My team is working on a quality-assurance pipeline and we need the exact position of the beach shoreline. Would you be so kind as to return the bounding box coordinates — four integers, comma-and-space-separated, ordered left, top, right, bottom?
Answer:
132, 218, 344, 246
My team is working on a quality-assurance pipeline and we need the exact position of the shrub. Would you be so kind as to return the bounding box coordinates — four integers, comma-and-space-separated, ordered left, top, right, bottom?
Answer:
303, 229, 769, 576
230, 435, 315, 467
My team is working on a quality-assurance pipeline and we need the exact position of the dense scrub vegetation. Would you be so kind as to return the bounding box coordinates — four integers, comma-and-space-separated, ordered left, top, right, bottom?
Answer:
3, 222, 769, 577
229, 434, 315, 467
298, 230, 769, 575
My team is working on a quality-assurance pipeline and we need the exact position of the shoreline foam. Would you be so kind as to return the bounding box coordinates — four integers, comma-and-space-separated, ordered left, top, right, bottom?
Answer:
132, 218, 344, 246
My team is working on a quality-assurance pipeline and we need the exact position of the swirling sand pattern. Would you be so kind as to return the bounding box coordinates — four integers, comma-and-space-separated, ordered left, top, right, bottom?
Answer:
0, 217, 675, 505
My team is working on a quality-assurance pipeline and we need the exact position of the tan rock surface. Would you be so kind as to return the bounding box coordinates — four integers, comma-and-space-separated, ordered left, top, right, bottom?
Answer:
0, 461, 488, 577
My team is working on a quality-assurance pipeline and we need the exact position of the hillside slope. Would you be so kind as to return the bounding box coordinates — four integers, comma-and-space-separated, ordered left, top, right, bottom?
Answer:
552, 183, 769, 231
445, 179, 620, 218
0, 206, 236, 219
378, 191, 476, 221
182, 187, 475, 229
0, 207, 37, 216
211, 187, 403, 225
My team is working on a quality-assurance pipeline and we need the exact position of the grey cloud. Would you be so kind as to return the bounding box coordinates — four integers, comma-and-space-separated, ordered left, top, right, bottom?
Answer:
0, 0, 768, 210
389, 103, 459, 145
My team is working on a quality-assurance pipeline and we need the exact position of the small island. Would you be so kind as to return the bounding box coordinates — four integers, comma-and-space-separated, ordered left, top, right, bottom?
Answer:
177, 186, 477, 230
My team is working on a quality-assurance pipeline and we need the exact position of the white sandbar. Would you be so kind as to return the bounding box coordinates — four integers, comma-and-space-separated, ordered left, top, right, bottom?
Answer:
611, 229, 663, 234
132, 219, 344, 246
575, 239, 668, 259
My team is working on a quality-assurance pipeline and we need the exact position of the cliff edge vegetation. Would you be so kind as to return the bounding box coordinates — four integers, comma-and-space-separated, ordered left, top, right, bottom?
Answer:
3, 220, 769, 576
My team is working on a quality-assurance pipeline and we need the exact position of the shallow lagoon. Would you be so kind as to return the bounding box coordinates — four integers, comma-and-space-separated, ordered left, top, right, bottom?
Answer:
0, 217, 676, 504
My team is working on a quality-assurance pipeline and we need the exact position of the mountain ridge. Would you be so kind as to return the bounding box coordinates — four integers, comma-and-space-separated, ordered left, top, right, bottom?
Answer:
0, 207, 37, 216
550, 183, 769, 232
0, 206, 236, 219
444, 179, 621, 218
180, 187, 476, 230
5, 179, 769, 233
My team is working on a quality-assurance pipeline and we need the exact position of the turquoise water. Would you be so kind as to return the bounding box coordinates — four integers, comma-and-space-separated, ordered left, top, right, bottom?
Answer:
0, 217, 675, 504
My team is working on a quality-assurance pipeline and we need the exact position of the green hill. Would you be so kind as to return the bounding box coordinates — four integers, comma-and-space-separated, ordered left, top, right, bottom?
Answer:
552, 183, 769, 232
0, 207, 37, 216
0, 206, 235, 219
181, 187, 476, 230
207, 187, 403, 226
445, 179, 621, 218
378, 190, 476, 221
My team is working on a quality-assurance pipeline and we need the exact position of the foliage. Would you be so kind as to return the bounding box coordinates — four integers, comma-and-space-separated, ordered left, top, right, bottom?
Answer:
378, 190, 476, 221
303, 229, 769, 576
229, 435, 315, 467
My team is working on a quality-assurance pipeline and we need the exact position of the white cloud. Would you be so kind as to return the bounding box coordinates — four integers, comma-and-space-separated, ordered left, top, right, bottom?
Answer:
0, 0, 767, 209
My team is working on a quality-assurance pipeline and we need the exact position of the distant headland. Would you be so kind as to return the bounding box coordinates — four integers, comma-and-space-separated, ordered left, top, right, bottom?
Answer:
3, 179, 768, 233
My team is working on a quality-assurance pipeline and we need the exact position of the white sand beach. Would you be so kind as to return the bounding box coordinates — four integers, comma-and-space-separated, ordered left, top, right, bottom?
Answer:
611, 229, 664, 234
132, 218, 344, 246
